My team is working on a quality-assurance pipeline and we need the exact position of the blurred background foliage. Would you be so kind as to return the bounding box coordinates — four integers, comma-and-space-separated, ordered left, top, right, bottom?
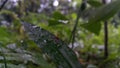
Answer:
0, 0, 120, 68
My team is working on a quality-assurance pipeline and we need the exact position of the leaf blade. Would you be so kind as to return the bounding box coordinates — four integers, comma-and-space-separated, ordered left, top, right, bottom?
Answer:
81, 0, 120, 35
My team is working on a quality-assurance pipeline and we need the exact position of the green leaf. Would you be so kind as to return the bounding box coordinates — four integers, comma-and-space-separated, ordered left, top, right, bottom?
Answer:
81, 22, 101, 35
81, 0, 120, 35
22, 22, 82, 68
0, 27, 9, 37
0, 27, 10, 42
48, 19, 59, 26
87, 0, 103, 7
52, 11, 68, 20
89, 0, 120, 23
48, 11, 68, 26
48, 19, 68, 26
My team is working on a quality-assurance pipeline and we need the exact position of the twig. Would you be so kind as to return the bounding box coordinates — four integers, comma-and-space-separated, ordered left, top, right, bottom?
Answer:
0, 0, 8, 11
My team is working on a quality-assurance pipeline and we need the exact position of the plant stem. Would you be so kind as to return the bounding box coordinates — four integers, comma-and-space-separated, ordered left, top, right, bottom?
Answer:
102, 0, 109, 58
69, 0, 87, 48
104, 21, 108, 58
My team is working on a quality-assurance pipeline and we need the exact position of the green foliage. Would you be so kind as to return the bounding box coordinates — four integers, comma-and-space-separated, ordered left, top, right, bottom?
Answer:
0, 27, 14, 44
22, 12, 43, 24
0, 0, 120, 68
81, 0, 120, 35
81, 22, 102, 35
22, 22, 82, 68
48, 11, 68, 26
87, 0, 103, 7
52, 11, 68, 20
